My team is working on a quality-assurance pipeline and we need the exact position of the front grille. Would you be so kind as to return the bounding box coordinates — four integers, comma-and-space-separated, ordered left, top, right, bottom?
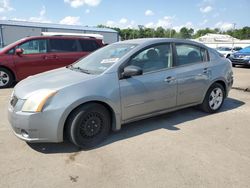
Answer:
10, 95, 18, 107
231, 58, 245, 63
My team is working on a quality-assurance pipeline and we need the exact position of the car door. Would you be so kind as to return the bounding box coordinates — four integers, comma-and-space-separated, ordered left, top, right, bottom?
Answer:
119, 43, 177, 121
48, 38, 83, 68
173, 43, 210, 106
13, 39, 48, 80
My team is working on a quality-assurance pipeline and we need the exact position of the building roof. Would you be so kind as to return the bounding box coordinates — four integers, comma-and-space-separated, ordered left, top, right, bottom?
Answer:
0, 20, 117, 33
196, 33, 239, 43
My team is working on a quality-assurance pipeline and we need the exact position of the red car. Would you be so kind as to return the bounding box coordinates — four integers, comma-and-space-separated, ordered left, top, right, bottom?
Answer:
0, 35, 103, 88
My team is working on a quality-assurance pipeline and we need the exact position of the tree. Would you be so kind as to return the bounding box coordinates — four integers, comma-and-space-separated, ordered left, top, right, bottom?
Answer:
155, 27, 165, 37
179, 27, 194, 39
98, 24, 250, 40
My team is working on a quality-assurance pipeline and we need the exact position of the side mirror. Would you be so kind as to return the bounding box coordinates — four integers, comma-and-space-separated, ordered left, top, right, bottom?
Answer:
122, 65, 143, 78
15, 48, 23, 55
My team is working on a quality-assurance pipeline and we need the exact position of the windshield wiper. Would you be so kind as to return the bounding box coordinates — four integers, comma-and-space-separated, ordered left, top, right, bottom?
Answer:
67, 65, 91, 74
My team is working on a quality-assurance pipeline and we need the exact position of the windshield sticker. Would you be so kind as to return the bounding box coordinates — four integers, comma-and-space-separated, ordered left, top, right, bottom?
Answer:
100, 58, 119, 64
99, 66, 108, 70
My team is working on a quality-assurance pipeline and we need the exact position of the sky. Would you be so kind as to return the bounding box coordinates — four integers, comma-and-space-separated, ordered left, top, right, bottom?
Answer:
0, 0, 249, 31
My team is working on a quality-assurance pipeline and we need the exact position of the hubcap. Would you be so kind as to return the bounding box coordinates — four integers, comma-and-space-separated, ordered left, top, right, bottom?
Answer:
209, 87, 223, 110
79, 112, 103, 138
0, 71, 10, 87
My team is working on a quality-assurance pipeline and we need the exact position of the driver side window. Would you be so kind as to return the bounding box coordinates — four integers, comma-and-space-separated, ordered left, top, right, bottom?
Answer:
129, 43, 172, 73
18, 39, 47, 54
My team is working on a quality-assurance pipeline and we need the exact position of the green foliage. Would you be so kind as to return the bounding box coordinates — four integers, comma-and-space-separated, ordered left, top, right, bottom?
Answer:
97, 25, 250, 40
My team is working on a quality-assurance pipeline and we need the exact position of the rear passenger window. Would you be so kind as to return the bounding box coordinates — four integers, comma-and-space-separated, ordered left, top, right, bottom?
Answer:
175, 44, 207, 66
49, 39, 77, 52
79, 40, 100, 52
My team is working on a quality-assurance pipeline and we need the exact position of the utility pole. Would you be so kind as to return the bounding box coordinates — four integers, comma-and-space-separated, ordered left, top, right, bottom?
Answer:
169, 23, 172, 38
232, 23, 236, 49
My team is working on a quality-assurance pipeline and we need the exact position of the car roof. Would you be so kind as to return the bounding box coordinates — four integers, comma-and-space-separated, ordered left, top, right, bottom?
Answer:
116, 38, 209, 49
0, 35, 102, 53
24, 35, 102, 41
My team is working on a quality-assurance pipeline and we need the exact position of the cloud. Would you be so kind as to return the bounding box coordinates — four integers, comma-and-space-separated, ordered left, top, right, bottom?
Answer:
156, 16, 174, 28
145, 16, 175, 29
213, 13, 219, 18
200, 5, 213, 13
215, 22, 234, 31
106, 18, 136, 29
145, 22, 154, 28
119, 18, 128, 24
199, 19, 208, 26
11, 17, 27, 21
106, 20, 115, 27
40, 5, 46, 17
29, 6, 51, 23
29, 17, 51, 23
0, 0, 14, 12
3, 5, 50, 24
85, 9, 90, 14
64, 0, 101, 8
145, 9, 154, 16
59, 16, 81, 25
0, 16, 6, 20
173, 22, 194, 32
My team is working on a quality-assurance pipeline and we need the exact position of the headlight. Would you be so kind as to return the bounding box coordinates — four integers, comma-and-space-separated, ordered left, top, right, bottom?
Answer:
22, 89, 57, 112
244, 56, 250, 59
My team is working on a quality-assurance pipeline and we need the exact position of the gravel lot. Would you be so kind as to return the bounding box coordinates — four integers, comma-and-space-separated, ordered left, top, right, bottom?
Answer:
0, 67, 250, 188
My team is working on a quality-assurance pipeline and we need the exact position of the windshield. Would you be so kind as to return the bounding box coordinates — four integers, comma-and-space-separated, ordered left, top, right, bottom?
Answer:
70, 43, 137, 74
216, 47, 231, 51
238, 46, 250, 53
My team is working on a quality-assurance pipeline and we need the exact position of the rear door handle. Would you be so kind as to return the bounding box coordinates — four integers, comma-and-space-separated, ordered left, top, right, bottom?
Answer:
203, 68, 208, 74
42, 55, 58, 60
53, 55, 58, 59
164, 76, 175, 83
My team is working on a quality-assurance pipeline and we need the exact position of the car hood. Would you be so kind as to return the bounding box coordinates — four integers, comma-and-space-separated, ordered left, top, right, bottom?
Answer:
14, 67, 98, 99
233, 51, 250, 56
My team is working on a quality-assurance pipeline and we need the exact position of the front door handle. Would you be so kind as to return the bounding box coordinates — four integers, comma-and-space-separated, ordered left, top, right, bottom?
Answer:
164, 76, 175, 83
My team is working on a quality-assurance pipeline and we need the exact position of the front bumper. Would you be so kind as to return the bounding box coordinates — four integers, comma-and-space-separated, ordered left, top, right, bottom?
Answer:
230, 58, 250, 66
8, 99, 63, 143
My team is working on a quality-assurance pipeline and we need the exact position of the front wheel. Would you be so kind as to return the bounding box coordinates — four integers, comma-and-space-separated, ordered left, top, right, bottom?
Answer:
0, 68, 14, 88
66, 103, 111, 149
200, 83, 225, 113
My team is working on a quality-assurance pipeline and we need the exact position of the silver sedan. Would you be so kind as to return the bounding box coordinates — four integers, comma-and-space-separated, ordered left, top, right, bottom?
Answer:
8, 38, 233, 148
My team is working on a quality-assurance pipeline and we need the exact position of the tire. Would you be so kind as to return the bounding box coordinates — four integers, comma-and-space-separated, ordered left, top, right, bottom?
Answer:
0, 67, 14, 88
200, 83, 225, 113
66, 103, 111, 149
232, 64, 235, 67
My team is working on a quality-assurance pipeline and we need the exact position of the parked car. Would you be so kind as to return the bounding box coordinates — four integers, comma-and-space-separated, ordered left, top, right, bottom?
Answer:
215, 46, 242, 59
8, 38, 233, 148
0, 35, 103, 88
229, 46, 250, 67
216, 46, 232, 58
232, 46, 242, 51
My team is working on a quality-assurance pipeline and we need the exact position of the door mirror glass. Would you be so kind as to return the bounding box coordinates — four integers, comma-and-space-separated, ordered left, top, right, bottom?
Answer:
122, 65, 143, 78
15, 48, 23, 55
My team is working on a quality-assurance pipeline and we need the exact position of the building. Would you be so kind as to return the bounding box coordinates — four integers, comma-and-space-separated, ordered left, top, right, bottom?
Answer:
0, 20, 119, 47
194, 33, 250, 48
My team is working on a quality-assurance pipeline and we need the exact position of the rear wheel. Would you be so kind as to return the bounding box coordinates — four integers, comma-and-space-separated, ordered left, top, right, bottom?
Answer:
66, 103, 111, 149
200, 83, 225, 113
0, 68, 14, 88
